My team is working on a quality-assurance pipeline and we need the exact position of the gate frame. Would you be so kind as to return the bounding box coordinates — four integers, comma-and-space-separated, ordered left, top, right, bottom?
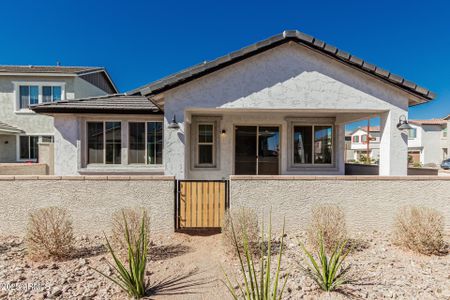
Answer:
174, 179, 230, 232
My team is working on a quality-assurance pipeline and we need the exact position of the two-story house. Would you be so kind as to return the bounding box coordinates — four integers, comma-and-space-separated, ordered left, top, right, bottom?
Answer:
347, 118, 448, 166
0, 65, 117, 163
348, 126, 381, 162
408, 119, 448, 165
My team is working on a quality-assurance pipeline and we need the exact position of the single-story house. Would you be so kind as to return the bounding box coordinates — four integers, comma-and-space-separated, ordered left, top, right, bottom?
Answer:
32, 30, 435, 178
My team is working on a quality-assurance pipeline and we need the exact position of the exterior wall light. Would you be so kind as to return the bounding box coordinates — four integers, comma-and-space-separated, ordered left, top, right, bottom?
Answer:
168, 114, 180, 129
221, 129, 226, 135
397, 115, 413, 130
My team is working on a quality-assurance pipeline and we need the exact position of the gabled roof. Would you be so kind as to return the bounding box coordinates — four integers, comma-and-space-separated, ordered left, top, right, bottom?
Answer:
444, 115, 450, 120
128, 30, 435, 105
30, 94, 161, 114
350, 126, 380, 135
409, 119, 447, 126
0, 121, 23, 134
0, 65, 103, 75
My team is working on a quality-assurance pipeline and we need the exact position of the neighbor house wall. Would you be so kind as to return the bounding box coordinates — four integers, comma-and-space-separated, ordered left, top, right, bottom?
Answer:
0, 135, 16, 162
0, 176, 175, 236
230, 176, 450, 233
421, 124, 444, 165
163, 43, 410, 179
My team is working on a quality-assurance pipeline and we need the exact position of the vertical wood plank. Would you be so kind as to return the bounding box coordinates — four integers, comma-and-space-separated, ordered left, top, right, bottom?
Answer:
214, 182, 220, 227
208, 182, 214, 227
219, 182, 225, 227
192, 182, 197, 227
179, 182, 185, 228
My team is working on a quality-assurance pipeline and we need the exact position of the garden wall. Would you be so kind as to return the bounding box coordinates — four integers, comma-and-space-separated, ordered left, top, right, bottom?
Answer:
0, 175, 175, 236
230, 175, 450, 233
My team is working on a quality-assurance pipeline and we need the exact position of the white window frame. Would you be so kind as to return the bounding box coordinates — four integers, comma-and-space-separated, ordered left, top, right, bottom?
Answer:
291, 124, 334, 167
408, 128, 417, 140
442, 127, 447, 139
196, 123, 215, 167
16, 134, 53, 162
86, 121, 122, 165
13, 81, 66, 113
128, 121, 164, 165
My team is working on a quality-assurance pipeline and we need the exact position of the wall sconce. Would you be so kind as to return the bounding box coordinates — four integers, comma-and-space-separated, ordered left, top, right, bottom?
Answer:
168, 114, 180, 129
397, 115, 413, 130
221, 129, 226, 135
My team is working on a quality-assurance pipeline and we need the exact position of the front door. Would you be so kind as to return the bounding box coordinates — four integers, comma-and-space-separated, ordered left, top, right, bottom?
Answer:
234, 126, 280, 175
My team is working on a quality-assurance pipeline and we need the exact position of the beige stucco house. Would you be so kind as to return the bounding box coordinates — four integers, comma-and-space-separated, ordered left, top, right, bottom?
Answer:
0, 66, 117, 163
32, 30, 435, 178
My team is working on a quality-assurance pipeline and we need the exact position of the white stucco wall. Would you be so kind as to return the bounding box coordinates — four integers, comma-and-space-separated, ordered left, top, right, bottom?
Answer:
163, 43, 411, 178
54, 115, 80, 176
0, 176, 174, 236
230, 176, 450, 233
421, 124, 445, 165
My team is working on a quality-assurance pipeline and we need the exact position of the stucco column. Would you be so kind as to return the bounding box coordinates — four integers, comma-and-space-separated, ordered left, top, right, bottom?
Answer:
163, 111, 185, 179
447, 120, 450, 159
379, 109, 408, 176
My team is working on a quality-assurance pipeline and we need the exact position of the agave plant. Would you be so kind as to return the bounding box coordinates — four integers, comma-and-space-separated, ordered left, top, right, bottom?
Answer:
93, 211, 148, 299
300, 234, 351, 292
223, 212, 288, 300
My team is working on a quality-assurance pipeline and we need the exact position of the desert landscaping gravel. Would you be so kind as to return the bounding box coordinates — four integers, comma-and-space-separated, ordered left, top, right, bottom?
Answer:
0, 231, 448, 299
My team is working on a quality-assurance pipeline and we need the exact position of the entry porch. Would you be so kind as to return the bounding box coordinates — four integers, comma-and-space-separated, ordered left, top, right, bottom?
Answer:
174, 109, 408, 180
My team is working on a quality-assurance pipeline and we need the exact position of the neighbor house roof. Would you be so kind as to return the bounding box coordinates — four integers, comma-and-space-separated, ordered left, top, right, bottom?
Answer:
350, 126, 380, 135
30, 94, 161, 114
0, 65, 119, 94
0, 121, 24, 134
443, 115, 450, 120
128, 30, 435, 106
0, 65, 103, 75
409, 119, 448, 125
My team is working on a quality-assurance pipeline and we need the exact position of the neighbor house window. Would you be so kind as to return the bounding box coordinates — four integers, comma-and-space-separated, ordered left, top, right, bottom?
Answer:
408, 128, 417, 139
443, 127, 447, 138
19, 136, 39, 160
293, 125, 332, 165
87, 122, 121, 164
128, 122, 163, 164
361, 135, 368, 143
42, 86, 62, 102
197, 124, 214, 165
352, 135, 359, 143
19, 85, 39, 108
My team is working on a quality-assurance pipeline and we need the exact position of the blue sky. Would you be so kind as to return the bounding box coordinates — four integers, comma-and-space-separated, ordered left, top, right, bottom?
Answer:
0, 0, 448, 122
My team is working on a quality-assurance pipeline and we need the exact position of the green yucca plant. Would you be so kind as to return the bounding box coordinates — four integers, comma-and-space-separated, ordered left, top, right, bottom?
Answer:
224, 212, 288, 300
93, 211, 148, 299
300, 234, 351, 292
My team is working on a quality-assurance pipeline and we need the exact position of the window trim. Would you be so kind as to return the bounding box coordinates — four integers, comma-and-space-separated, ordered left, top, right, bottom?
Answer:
288, 121, 335, 168
16, 134, 53, 162
128, 121, 164, 165
86, 121, 122, 165
352, 135, 360, 143
196, 123, 216, 167
408, 128, 417, 140
442, 127, 447, 139
190, 116, 221, 170
13, 81, 66, 113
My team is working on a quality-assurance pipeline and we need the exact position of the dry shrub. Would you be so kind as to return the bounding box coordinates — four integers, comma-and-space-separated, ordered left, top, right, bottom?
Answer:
393, 206, 446, 255
307, 204, 347, 252
222, 207, 259, 256
27, 207, 74, 260
111, 207, 150, 254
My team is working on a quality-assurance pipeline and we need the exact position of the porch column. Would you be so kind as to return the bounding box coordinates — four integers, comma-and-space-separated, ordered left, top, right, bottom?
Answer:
379, 109, 408, 176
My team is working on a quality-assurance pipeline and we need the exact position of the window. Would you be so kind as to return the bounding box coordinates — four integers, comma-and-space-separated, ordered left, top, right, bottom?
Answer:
443, 127, 448, 138
408, 128, 417, 139
361, 135, 368, 143
41, 136, 54, 143
42, 86, 62, 102
87, 121, 121, 164
293, 125, 333, 165
352, 135, 359, 143
197, 124, 214, 165
19, 85, 39, 108
19, 136, 39, 160
128, 122, 163, 164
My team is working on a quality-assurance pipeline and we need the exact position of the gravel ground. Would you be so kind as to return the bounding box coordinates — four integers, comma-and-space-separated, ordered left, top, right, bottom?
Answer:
0, 231, 448, 299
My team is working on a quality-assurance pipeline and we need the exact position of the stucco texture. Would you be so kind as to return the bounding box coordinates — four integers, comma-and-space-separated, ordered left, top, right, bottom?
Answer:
230, 177, 450, 233
163, 43, 411, 178
0, 176, 174, 236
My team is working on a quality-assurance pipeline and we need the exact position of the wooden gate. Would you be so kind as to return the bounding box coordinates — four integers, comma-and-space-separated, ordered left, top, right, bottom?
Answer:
175, 180, 229, 230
